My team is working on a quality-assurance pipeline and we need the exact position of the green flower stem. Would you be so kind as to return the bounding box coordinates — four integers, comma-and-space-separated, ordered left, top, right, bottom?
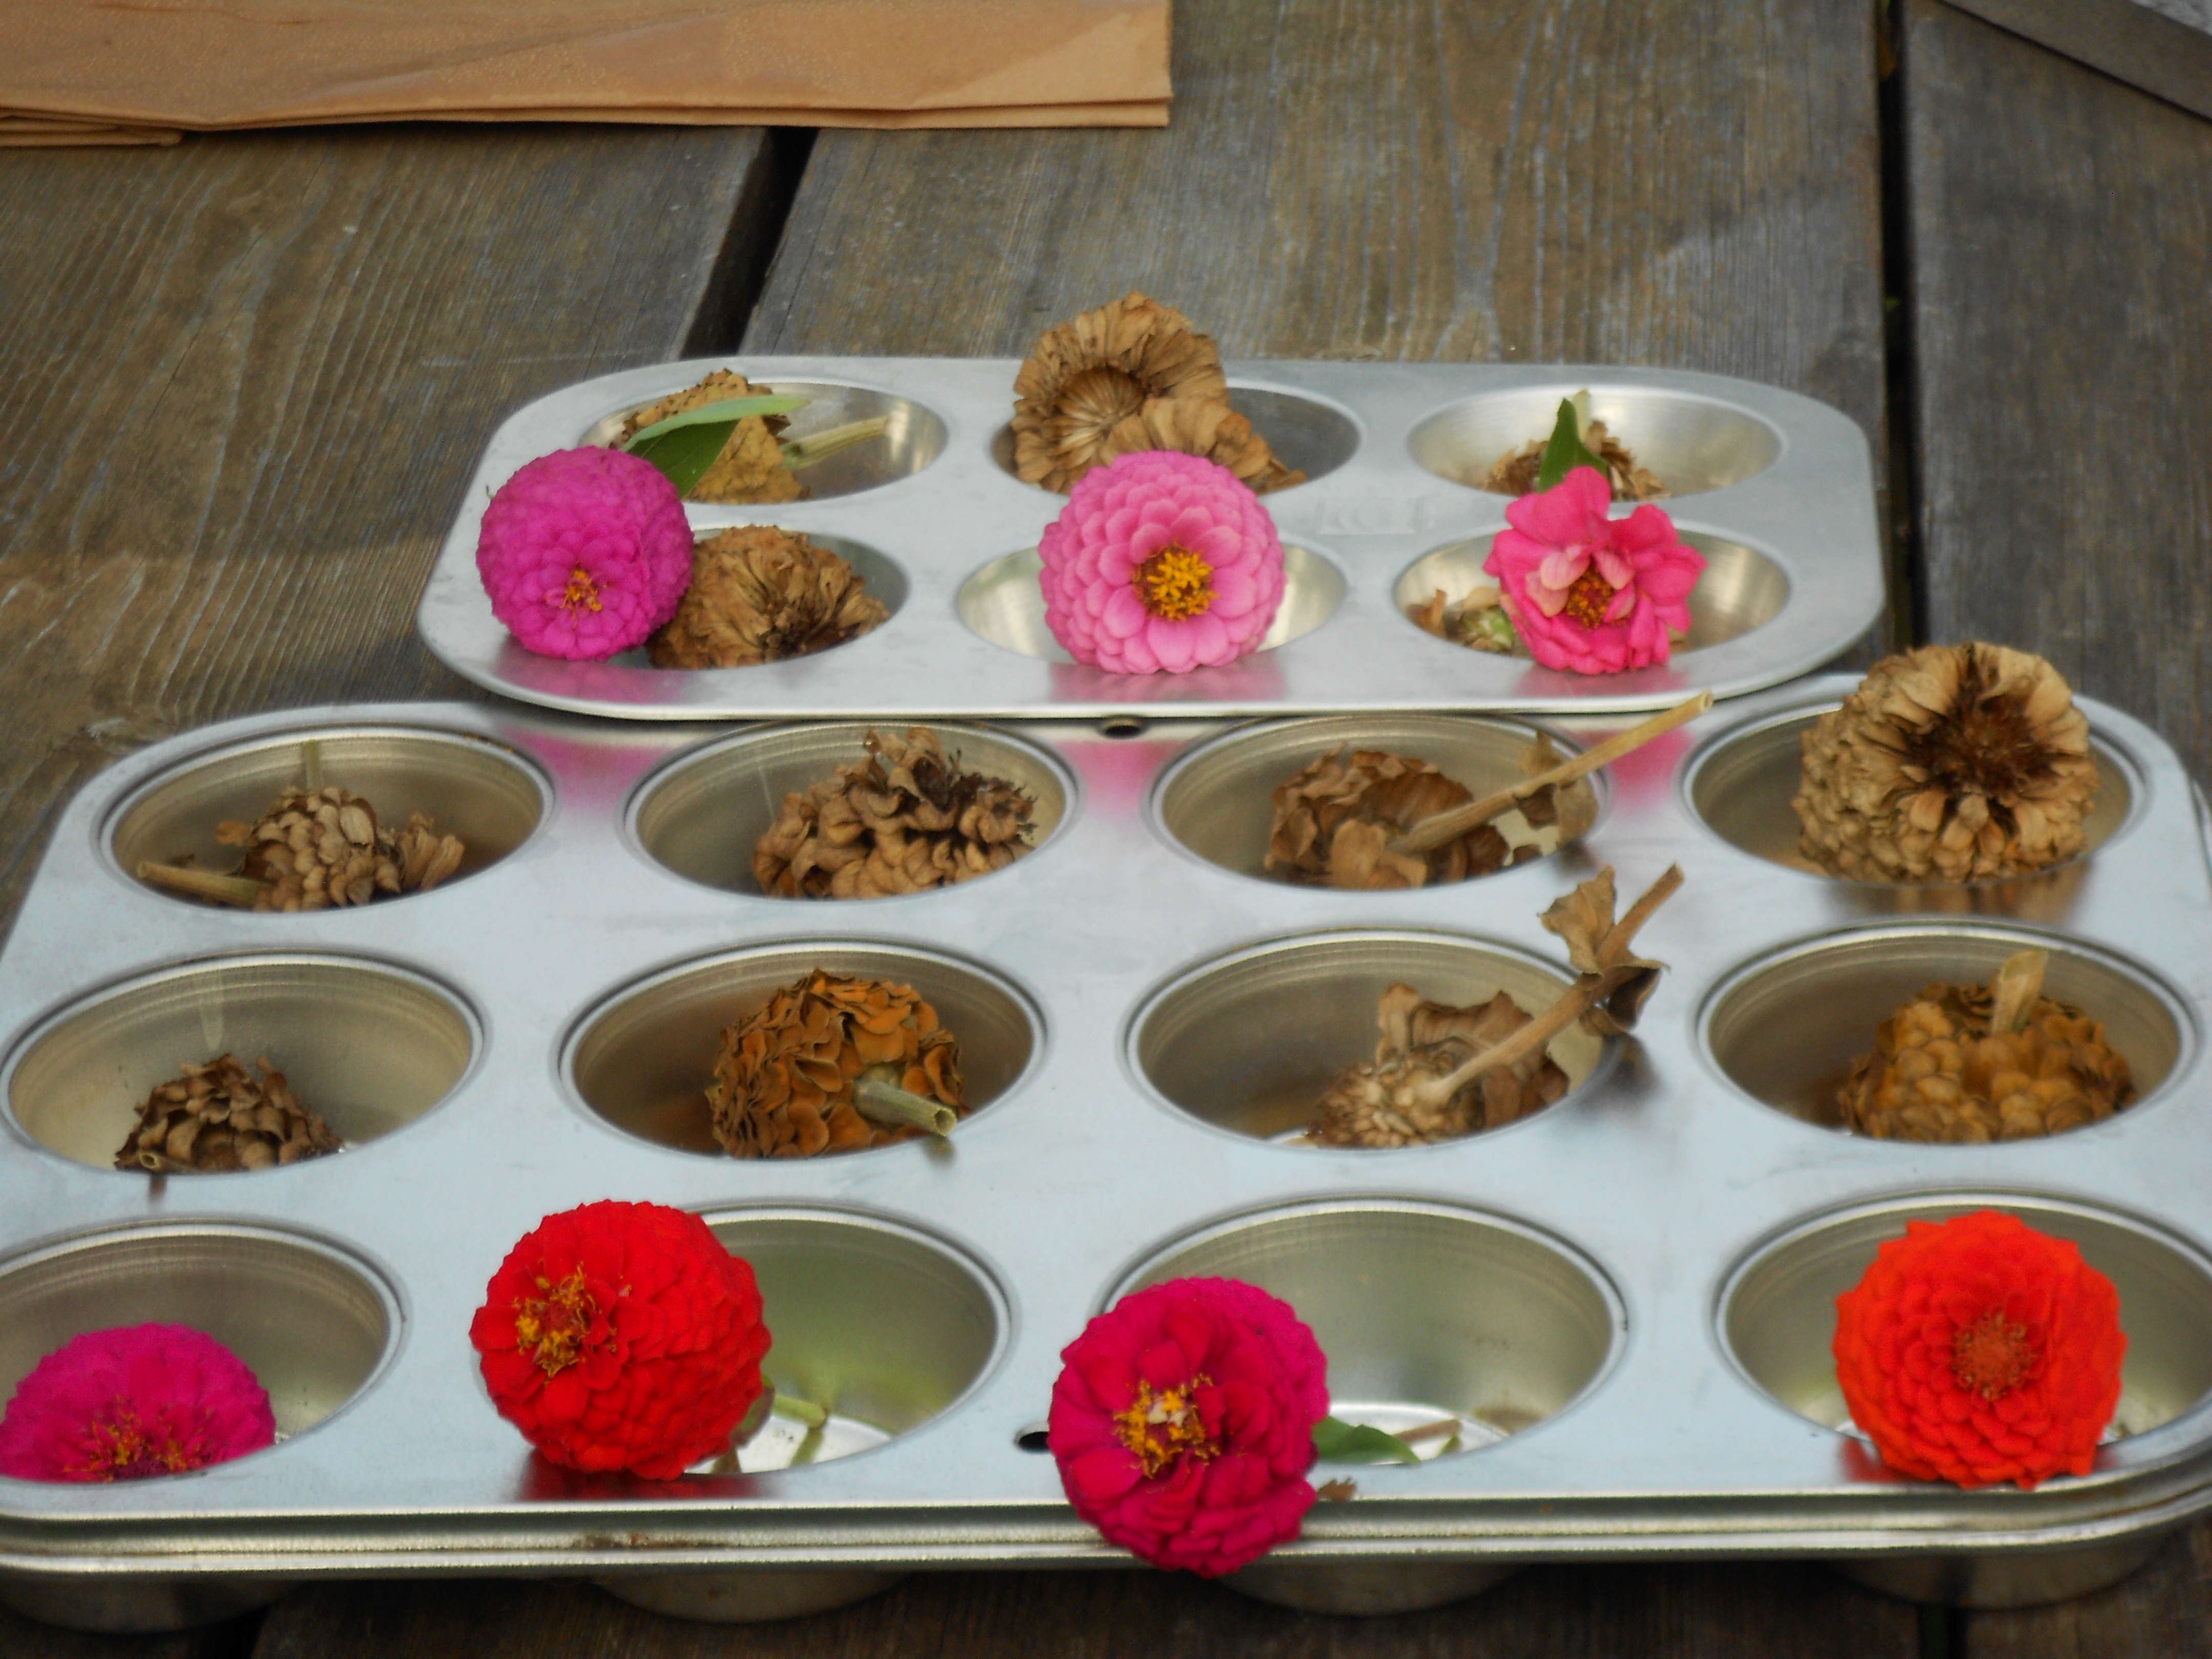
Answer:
853, 1069, 957, 1137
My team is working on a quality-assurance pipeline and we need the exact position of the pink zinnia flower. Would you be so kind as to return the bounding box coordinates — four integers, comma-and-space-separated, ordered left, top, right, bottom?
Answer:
476, 447, 693, 661
1039, 451, 1285, 674
0, 1325, 275, 1483
1483, 466, 1706, 675
1048, 1277, 1327, 1577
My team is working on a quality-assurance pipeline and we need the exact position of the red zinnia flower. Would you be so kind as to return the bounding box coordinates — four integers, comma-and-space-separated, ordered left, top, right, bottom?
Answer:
1834, 1209, 2125, 1490
470, 1201, 770, 1480
1048, 1277, 1327, 1577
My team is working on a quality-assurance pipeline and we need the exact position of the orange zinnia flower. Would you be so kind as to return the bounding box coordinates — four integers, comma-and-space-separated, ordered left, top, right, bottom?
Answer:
1834, 1209, 2125, 1490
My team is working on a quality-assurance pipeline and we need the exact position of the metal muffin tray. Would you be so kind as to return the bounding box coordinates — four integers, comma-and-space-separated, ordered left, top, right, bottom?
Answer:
3, 677, 2210, 1631
415, 358, 1883, 720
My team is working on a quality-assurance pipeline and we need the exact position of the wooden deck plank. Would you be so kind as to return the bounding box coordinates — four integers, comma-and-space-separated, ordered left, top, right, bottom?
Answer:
0, 123, 785, 939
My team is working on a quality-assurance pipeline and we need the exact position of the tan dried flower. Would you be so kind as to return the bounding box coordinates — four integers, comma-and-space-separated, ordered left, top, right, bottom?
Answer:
202, 788, 463, 913
1839, 950, 2134, 1142
1483, 417, 1667, 502
117, 1053, 341, 1173
1011, 292, 1302, 494
1795, 644, 2099, 882
1409, 585, 1517, 654
619, 369, 801, 504
647, 526, 888, 670
755, 728, 1037, 899
707, 970, 965, 1158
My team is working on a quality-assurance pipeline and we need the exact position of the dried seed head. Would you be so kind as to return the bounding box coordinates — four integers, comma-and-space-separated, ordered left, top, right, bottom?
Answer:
646, 525, 887, 670
117, 1053, 342, 1173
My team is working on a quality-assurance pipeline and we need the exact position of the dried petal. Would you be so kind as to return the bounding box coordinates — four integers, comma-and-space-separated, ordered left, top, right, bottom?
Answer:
646, 525, 887, 669
116, 1053, 342, 1174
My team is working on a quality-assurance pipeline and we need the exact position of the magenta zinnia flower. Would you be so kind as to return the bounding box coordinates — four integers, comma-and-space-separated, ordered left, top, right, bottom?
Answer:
1039, 451, 1285, 674
1482, 466, 1706, 675
1048, 1277, 1327, 1577
476, 447, 693, 661
0, 1325, 275, 1483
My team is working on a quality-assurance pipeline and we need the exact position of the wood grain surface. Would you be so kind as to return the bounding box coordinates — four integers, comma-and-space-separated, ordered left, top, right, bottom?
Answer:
1958, 1528, 2212, 1657
0, 124, 786, 943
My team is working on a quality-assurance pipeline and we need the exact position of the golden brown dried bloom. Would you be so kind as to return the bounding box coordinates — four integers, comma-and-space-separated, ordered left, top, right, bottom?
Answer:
1311, 985, 1570, 1147
647, 526, 888, 669
754, 728, 1036, 899
1839, 951, 2133, 1142
1795, 643, 2098, 882
117, 1054, 341, 1173
212, 788, 464, 913
619, 369, 801, 504
707, 971, 965, 1158
1483, 418, 1667, 502
1105, 396, 1305, 495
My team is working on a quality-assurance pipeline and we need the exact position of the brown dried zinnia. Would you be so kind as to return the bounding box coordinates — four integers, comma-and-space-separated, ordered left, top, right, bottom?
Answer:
618, 369, 802, 505
138, 786, 465, 913
1011, 292, 1303, 495
647, 526, 888, 669
706, 971, 966, 1158
1795, 643, 2099, 883
116, 1053, 342, 1173
755, 728, 1036, 899
1484, 415, 1666, 503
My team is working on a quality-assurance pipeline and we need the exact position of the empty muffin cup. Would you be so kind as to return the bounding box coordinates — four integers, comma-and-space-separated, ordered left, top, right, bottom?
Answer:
1408, 387, 1781, 498
111, 725, 546, 911
585, 380, 948, 499
566, 943, 1038, 1155
1701, 925, 2186, 1133
1153, 713, 1593, 883
5, 955, 478, 1172
1132, 931, 1604, 1143
632, 721, 1070, 898
990, 385, 1360, 491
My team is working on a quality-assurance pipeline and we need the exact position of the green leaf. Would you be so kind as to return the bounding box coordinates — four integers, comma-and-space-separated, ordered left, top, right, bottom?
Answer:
1312, 1416, 1422, 1465
1533, 395, 1607, 492
619, 394, 808, 450
620, 394, 810, 497
1469, 606, 1520, 654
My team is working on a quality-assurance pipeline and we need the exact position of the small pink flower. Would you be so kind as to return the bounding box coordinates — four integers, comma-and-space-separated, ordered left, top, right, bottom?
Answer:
1048, 1277, 1327, 1577
476, 448, 693, 661
0, 1325, 275, 1483
1039, 451, 1285, 675
1482, 466, 1706, 675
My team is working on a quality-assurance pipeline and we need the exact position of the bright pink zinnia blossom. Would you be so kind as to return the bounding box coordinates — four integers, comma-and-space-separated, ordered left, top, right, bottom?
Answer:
1038, 451, 1285, 675
476, 447, 694, 661
1482, 466, 1706, 675
0, 1324, 275, 1483
1048, 1277, 1327, 1577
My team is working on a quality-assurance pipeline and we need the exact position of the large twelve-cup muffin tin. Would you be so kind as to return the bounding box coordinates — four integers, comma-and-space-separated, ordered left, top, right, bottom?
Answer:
5, 361, 2210, 1630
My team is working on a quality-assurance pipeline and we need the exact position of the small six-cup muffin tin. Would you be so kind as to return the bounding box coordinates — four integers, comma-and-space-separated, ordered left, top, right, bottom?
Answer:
4, 678, 2212, 1620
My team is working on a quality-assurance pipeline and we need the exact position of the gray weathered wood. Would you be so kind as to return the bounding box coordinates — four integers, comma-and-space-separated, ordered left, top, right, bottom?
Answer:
0, 124, 783, 939
1943, 0, 2212, 125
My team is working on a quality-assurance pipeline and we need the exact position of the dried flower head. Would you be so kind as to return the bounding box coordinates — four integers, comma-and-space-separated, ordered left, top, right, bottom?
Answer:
1049, 1277, 1327, 1577
1835, 1209, 2126, 1488
0, 1325, 275, 1483
1409, 584, 1518, 655
1484, 416, 1667, 502
755, 728, 1036, 900
1795, 643, 2099, 883
210, 786, 464, 912
707, 970, 965, 1158
116, 1053, 342, 1173
646, 526, 888, 670
476, 446, 693, 661
618, 369, 801, 504
470, 1200, 770, 1480
1839, 949, 2134, 1142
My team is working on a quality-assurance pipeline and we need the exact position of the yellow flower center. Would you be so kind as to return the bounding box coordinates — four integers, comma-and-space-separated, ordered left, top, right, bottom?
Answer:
1111, 1375, 1220, 1478
1953, 1310, 2037, 1401
1135, 544, 1215, 621
1561, 568, 1615, 629
514, 1266, 599, 1377
554, 566, 604, 614
71, 1403, 201, 1481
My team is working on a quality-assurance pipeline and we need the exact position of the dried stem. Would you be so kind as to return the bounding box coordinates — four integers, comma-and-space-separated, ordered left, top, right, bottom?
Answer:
300, 738, 324, 792
1396, 1417, 1463, 1445
135, 862, 269, 907
1390, 691, 1713, 857
853, 1070, 957, 1137
782, 417, 890, 472
1988, 949, 2049, 1036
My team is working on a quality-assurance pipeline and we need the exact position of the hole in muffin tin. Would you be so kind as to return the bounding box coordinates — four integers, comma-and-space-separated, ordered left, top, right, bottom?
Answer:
1394, 531, 1790, 658
1686, 704, 2137, 898
110, 727, 546, 911
958, 544, 1345, 663
988, 385, 1360, 491
1131, 931, 1604, 1144
4, 955, 479, 1172
700, 1207, 1005, 1471
1721, 1193, 2212, 1441
567, 944, 1038, 1156
631, 722, 1070, 899
1113, 1199, 1621, 1458
1153, 713, 1593, 885
1700, 926, 2187, 1134
0, 1220, 396, 1461
584, 380, 948, 499
1409, 387, 1782, 498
